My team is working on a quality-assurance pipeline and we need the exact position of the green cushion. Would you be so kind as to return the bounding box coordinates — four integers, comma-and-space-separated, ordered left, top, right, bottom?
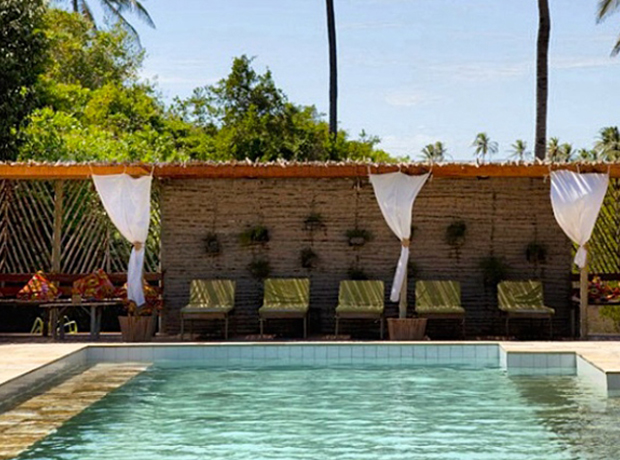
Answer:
336, 280, 384, 314
498, 281, 555, 314
259, 278, 310, 313
415, 281, 464, 315
182, 279, 235, 312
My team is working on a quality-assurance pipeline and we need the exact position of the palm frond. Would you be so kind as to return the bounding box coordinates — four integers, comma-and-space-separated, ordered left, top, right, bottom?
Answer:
597, 0, 620, 22
100, 0, 142, 45
110, 0, 155, 28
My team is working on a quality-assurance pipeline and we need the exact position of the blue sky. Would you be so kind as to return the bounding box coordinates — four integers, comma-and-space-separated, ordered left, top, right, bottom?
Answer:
126, 0, 620, 161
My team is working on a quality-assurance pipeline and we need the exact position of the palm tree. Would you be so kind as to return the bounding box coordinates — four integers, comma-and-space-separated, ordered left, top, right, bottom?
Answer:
69, 0, 155, 43
326, 0, 337, 136
597, 0, 620, 55
595, 126, 620, 161
472, 132, 498, 164
535, 0, 551, 160
577, 148, 599, 162
509, 139, 530, 162
546, 137, 572, 162
559, 143, 574, 162
420, 142, 447, 162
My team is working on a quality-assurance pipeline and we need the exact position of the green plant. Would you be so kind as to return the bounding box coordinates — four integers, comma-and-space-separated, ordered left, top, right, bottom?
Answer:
203, 232, 221, 255
526, 242, 547, 264
300, 247, 319, 269
240, 225, 270, 246
304, 212, 325, 231
479, 256, 509, 286
248, 257, 271, 280
445, 220, 467, 247
346, 228, 373, 247
347, 266, 369, 280
600, 304, 620, 332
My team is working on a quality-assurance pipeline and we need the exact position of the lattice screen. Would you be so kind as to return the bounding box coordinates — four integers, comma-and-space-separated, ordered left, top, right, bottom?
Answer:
587, 179, 620, 274
0, 179, 160, 274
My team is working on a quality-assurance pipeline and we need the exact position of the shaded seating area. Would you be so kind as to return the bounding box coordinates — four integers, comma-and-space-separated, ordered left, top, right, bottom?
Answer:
259, 278, 310, 338
415, 280, 466, 338
180, 280, 235, 339
335, 280, 385, 339
498, 280, 555, 338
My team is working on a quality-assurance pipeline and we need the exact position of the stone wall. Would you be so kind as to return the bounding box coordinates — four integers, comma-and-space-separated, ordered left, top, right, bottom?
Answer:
160, 176, 573, 338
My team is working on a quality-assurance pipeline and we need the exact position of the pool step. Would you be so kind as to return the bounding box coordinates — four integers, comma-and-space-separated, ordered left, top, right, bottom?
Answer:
0, 363, 147, 460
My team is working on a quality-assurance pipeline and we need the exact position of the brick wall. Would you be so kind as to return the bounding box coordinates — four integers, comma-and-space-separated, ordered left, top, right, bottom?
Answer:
161, 176, 573, 338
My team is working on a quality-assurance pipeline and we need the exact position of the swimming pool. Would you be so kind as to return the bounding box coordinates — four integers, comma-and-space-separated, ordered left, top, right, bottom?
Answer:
15, 363, 620, 460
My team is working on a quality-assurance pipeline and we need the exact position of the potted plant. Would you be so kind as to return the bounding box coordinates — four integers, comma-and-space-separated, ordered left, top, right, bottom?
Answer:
387, 264, 426, 341
248, 257, 271, 280
346, 228, 373, 247
240, 225, 270, 246
300, 247, 319, 269
304, 212, 325, 232
445, 220, 467, 248
118, 283, 160, 342
479, 255, 509, 287
204, 232, 221, 256
526, 241, 547, 264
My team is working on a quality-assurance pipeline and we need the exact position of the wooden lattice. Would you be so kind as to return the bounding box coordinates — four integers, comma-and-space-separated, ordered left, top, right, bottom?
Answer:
587, 179, 620, 274
0, 180, 160, 274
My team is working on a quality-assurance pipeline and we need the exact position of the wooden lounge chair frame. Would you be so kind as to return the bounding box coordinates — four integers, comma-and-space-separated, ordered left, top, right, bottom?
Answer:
498, 280, 554, 339
335, 280, 385, 339
415, 280, 466, 338
259, 278, 310, 339
180, 279, 235, 340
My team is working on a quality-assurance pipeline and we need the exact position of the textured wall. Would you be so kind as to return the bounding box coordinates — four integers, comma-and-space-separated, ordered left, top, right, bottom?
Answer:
161, 177, 573, 338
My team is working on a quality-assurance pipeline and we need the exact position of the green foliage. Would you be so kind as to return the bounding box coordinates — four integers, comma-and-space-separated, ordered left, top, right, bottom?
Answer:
304, 212, 325, 231
346, 228, 373, 247
203, 233, 221, 255
240, 225, 270, 246
248, 257, 271, 280
479, 256, 509, 286
445, 220, 467, 247
0, 0, 48, 160
300, 247, 318, 269
599, 305, 620, 332
526, 242, 547, 264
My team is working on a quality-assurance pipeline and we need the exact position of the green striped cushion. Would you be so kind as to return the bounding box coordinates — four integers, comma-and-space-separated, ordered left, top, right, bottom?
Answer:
182, 279, 235, 313
415, 280, 464, 315
336, 280, 384, 314
498, 281, 555, 314
260, 278, 310, 313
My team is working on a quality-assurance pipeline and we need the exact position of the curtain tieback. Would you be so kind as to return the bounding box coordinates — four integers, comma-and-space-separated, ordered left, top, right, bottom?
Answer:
133, 241, 144, 251
401, 238, 410, 248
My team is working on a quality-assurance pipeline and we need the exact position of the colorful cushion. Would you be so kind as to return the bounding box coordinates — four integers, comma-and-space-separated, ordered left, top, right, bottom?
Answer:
17, 271, 60, 301
72, 269, 115, 300
116, 281, 162, 316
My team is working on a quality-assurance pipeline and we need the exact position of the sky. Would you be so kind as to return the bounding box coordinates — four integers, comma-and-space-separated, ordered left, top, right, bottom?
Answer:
122, 0, 620, 161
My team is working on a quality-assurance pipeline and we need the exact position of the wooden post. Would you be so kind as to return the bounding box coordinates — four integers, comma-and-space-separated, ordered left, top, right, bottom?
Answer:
399, 265, 408, 319
52, 180, 64, 273
579, 261, 589, 339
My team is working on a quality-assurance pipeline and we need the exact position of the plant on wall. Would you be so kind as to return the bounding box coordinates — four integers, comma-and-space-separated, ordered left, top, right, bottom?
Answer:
203, 233, 221, 256
304, 212, 325, 232
346, 228, 373, 247
526, 241, 547, 264
445, 220, 467, 248
248, 257, 271, 280
240, 225, 270, 246
300, 247, 319, 269
479, 255, 509, 286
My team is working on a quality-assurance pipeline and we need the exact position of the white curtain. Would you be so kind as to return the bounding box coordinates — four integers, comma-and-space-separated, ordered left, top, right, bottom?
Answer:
93, 174, 152, 306
370, 172, 429, 301
550, 170, 609, 268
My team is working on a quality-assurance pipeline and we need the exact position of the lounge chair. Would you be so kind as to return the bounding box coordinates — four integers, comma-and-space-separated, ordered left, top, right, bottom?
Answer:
180, 279, 235, 339
415, 280, 466, 338
498, 280, 554, 338
335, 280, 385, 339
259, 278, 310, 338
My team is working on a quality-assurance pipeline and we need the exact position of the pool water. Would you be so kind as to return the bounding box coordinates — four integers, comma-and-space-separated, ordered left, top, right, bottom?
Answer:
17, 365, 620, 460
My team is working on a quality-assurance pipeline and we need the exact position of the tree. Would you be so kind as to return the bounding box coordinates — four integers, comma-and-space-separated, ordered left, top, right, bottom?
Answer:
67, 0, 154, 44
472, 132, 498, 164
0, 0, 48, 160
420, 142, 447, 162
509, 139, 530, 162
535, 0, 551, 160
577, 148, 600, 161
595, 126, 620, 160
325, 0, 338, 136
546, 137, 572, 162
597, 0, 620, 55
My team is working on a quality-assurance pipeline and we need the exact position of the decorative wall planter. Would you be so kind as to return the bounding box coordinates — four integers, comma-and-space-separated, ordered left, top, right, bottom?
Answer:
387, 318, 427, 340
479, 256, 509, 286
445, 220, 467, 248
300, 247, 318, 269
346, 228, 373, 247
526, 242, 547, 264
240, 225, 270, 246
204, 233, 221, 255
248, 257, 271, 280
304, 213, 325, 232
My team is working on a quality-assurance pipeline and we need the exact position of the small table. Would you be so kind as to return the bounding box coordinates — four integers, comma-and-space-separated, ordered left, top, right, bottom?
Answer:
41, 299, 124, 340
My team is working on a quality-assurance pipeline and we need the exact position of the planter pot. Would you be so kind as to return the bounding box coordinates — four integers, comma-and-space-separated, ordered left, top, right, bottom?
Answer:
118, 315, 156, 342
387, 318, 427, 341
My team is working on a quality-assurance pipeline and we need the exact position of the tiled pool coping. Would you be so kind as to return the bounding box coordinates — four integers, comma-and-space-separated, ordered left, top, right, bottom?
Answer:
3, 342, 620, 403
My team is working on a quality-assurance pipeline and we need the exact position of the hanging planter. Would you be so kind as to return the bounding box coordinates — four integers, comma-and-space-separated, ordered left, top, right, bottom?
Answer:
445, 220, 467, 248
300, 247, 319, 269
526, 242, 547, 264
203, 233, 221, 256
248, 257, 271, 280
304, 212, 325, 232
346, 228, 373, 247
479, 256, 509, 287
240, 225, 270, 246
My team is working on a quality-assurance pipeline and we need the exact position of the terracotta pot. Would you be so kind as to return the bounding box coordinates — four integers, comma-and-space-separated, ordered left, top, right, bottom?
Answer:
118, 315, 156, 342
387, 318, 427, 341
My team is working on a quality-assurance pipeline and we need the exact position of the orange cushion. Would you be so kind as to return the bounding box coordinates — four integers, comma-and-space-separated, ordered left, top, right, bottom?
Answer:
72, 269, 115, 300
115, 281, 162, 315
17, 271, 60, 301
